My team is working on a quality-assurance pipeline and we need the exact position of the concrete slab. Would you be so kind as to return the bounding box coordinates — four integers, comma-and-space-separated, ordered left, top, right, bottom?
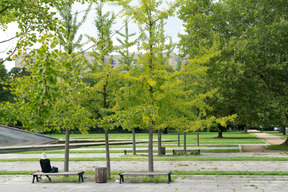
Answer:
0, 125, 58, 146
1, 160, 288, 172
1, 175, 288, 192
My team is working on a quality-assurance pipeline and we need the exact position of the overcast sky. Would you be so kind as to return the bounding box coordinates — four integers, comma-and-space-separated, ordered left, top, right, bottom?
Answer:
0, 1, 183, 72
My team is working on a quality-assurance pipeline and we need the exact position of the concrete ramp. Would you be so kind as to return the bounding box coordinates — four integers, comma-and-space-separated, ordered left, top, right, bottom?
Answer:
0, 124, 58, 146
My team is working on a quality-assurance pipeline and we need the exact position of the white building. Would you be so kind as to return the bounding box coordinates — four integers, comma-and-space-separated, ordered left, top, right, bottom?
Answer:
15, 52, 184, 69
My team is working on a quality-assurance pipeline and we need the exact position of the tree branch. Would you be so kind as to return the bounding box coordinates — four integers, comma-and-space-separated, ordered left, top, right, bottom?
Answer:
0, 4, 11, 14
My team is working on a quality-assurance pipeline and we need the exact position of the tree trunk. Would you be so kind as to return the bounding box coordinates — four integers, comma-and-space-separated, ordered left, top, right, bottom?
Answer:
132, 128, 136, 155
148, 127, 154, 172
217, 131, 223, 138
105, 130, 111, 178
244, 126, 248, 133
197, 129, 199, 146
281, 125, 286, 135
281, 137, 288, 145
177, 131, 180, 147
163, 128, 168, 134
183, 132, 187, 155
64, 127, 69, 172
158, 129, 161, 155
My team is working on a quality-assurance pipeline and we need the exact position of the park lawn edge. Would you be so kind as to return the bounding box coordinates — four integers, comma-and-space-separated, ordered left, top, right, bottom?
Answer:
1, 149, 239, 154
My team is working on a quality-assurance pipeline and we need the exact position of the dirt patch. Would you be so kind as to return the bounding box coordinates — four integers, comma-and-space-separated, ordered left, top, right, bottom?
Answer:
242, 145, 269, 152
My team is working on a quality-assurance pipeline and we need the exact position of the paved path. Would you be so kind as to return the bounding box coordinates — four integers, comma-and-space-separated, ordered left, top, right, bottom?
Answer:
248, 129, 286, 145
1, 160, 288, 172
1, 175, 288, 192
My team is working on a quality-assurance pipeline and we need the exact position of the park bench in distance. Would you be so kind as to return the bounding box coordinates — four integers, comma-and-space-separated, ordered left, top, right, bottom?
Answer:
124, 149, 148, 155
118, 171, 172, 184
172, 149, 200, 155
31, 171, 85, 183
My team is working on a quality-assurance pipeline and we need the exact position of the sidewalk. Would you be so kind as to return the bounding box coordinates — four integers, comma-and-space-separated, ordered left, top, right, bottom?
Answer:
1, 175, 288, 192
248, 129, 286, 145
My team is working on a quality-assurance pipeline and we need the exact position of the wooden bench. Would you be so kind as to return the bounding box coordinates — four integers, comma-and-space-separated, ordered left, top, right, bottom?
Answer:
31, 171, 85, 183
124, 149, 149, 155
172, 149, 200, 155
118, 171, 172, 184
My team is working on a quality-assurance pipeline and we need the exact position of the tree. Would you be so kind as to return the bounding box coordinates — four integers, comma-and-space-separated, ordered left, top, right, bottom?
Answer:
116, 21, 138, 70
57, 0, 92, 172
155, 19, 175, 154
87, 0, 115, 69
178, 0, 288, 138
82, 0, 116, 177
1, 33, 91, 133
1, 0, 67, 63
120, 0, 178, 172
116, 20, 138, 155
0, 60, 9, 102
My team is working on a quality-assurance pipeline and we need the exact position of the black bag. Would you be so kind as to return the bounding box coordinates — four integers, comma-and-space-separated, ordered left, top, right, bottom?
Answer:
51, 166, 58, 173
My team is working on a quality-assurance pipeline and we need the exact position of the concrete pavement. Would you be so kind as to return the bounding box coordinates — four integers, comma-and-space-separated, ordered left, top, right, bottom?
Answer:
248, 129, 286, 145
1, 175, 288, 192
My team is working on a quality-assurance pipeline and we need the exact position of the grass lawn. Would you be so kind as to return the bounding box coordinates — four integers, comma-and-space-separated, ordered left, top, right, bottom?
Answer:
43, 131, 264, 144
263, 131, 288, 138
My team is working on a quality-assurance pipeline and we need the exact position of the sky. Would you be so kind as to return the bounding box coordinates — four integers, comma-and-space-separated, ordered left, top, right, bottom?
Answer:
0, 1, 184, 72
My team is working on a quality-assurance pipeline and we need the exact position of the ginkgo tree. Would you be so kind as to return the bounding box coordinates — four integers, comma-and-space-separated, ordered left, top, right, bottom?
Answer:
56, 0, 92, 172
1, 33, 92, 133
168, 47, 237, 153
118, 0, 179, 172
115, 20, 139, 155
81, 0, 117, 178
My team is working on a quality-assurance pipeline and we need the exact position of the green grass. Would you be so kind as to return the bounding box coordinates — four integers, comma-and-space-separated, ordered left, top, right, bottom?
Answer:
127, 176, 173, 183
43, 176, 80, 182
7, 149, 238, 155
43, 131, 264, 144
91, 141, 243, 148
268, 145, 288, 151
1, 156, 287, 162
263, 131, 288, 138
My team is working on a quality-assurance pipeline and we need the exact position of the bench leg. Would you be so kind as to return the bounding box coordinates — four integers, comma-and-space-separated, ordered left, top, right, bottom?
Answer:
119, 175, 124, 184
168, 174, 171, 184
78, 174, 84, 182
32, 175, 39, 183
46, 175, 51, 181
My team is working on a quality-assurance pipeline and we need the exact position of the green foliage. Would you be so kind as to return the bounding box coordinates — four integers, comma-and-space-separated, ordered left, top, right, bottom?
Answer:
58, 1, 92, 54
1, 33, 91, 133
86, 0, 115, 68
178, 0, 288, 128
116, 21, 138, 70
0, 61, 10, 102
